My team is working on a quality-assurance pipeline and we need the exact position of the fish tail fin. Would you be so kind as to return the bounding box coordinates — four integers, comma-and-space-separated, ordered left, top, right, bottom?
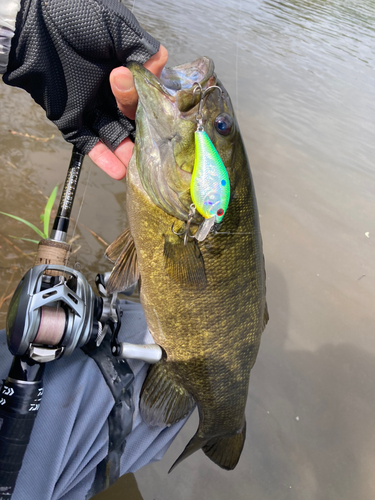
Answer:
169, 421, 246, 473
168, 432, 207, 473
203, 421, 246, 470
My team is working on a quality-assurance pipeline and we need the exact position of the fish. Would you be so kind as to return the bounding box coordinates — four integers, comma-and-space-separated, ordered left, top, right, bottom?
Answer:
106, 57, 268, 471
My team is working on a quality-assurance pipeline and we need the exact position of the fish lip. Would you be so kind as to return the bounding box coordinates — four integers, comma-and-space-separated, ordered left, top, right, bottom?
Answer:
144, 75, 173, 98
127, 61, 174, 100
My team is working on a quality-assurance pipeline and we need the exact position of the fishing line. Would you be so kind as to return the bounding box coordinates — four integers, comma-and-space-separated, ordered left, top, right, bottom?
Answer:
214, 231, 253, 236
235, 0, 243, 117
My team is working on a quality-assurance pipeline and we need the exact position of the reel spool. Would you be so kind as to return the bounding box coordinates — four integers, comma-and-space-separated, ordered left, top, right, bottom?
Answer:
6, 264, 99, 362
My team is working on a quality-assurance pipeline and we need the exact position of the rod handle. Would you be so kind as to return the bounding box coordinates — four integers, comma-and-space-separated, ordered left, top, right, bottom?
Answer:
0, 374, 43, 498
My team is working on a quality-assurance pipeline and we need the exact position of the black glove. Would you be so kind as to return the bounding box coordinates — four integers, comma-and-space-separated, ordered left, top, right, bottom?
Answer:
3, 0, 160, 154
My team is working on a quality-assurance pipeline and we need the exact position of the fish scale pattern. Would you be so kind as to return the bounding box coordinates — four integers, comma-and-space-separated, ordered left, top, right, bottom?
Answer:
3, 0, 159, 153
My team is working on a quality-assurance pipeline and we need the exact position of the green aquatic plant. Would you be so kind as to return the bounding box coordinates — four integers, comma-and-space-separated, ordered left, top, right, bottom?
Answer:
0, 186, 58, 244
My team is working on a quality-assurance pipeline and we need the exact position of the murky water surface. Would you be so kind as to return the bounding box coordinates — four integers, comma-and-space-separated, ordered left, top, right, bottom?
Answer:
1, 0, 375, 498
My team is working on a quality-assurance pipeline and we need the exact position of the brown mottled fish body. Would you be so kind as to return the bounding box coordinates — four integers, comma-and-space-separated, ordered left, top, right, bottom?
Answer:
107, 58, 268, 470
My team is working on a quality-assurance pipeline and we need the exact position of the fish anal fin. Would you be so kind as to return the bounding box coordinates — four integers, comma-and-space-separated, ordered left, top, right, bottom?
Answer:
164, 233, 207, 291
106, 229, 139, 294
140, 360, 195, 428
202, 421, 246, 470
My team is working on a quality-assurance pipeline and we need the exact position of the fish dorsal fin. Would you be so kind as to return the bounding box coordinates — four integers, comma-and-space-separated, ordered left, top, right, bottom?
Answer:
263, 302, 269, 331
140, 359, 195, 427
106, 229, 139, 294
105, 227, 132, 263
163, 233, 207, 290
262, 256, 269, 332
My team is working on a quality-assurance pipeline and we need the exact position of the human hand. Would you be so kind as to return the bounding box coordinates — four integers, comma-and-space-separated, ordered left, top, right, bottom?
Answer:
88, 45, 168, 180
4, 0, 162, 161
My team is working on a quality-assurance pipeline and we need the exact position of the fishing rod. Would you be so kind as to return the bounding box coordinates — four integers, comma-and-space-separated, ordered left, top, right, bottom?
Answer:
0, 147, 162, 498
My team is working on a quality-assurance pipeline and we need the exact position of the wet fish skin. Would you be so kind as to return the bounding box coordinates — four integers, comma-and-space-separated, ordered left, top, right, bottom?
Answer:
107, 57, 268, 470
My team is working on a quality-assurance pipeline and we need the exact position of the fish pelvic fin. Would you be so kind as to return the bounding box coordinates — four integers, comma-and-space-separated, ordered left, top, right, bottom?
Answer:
163, 232, 207, 291
169, 422, 246, 473
140, 359, 195, 427
202, 421, 246, 470
105, 228, 139, 294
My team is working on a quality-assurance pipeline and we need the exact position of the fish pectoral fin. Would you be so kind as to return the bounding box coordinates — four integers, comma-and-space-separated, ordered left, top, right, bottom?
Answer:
202, 421, 247, 470
140, 359, 195, 427
106, 229, 139, 294
163, 233, 207, 290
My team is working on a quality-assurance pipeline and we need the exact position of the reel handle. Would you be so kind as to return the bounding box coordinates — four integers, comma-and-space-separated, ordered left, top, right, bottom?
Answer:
0, 358, 44, 498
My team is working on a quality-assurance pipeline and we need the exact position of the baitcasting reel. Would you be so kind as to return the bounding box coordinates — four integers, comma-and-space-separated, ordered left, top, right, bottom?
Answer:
0, 147, 161, 499
6, 264, 162, 364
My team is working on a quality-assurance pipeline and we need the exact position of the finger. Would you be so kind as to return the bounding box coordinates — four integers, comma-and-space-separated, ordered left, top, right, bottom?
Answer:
88, 138, 134, 180
113, 137, 135, 170
110, 66, 137, 120
110, 45, 168, 120
144, 44, 168, 78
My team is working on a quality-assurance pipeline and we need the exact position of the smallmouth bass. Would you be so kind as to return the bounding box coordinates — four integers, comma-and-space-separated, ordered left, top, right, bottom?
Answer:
106, 57, 268, 471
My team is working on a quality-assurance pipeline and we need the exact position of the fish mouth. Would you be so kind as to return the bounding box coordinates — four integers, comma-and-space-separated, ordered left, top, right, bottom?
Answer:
128, 57, 216, 111
160, 57, 215, 94
127, 57, 218, 222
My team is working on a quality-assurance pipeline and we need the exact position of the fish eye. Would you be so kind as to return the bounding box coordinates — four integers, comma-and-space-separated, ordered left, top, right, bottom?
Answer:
214, 113, 233, 136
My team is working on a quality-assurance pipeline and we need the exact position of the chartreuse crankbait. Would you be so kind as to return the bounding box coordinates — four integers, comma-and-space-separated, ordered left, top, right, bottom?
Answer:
189, 84, 230, 241
190, 85, 230, 228
171, 84, 231, 245
191, 129, 230, 223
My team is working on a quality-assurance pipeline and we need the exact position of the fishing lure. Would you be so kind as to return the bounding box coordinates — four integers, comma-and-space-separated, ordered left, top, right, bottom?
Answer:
190, 85, 230, 239
172, 85, 231, 245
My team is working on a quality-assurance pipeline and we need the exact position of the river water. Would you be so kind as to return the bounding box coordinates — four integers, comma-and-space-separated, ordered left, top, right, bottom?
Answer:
1, 0, 374, 499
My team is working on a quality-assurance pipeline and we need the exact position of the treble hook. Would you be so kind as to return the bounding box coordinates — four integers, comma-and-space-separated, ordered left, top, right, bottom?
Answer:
171, 204, 196, 246
193, 83, 224, 130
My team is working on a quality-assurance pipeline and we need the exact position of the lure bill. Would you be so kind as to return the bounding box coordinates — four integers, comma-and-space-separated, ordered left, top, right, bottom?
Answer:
190, 130, 230, 224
